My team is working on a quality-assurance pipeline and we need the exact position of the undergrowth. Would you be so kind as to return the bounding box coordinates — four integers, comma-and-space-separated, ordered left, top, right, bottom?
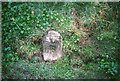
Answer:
2, 2, 120, 79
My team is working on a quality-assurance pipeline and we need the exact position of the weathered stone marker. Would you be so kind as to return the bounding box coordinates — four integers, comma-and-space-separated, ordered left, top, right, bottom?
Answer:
42, 30, 62, 61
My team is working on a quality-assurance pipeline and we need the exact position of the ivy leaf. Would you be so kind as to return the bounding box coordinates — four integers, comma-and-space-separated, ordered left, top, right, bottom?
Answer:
21, 31, 24, 34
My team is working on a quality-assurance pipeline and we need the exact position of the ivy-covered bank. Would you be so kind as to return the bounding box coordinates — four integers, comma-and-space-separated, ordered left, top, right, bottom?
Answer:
2, 2, 120, 79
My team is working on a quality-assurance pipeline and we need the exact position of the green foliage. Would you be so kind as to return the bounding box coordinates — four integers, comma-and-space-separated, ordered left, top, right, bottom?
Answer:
2, 2, 120, 79
2, 2, 72, 62
63, 33, 80, 52
3, 52, 19, 63
98, 59, 118, 76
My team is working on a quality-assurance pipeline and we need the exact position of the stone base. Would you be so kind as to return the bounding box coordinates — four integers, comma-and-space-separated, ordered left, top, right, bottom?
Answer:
43, 52, 62, 61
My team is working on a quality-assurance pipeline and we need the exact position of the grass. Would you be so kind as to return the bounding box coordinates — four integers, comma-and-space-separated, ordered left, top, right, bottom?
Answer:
2, 58, 108, 79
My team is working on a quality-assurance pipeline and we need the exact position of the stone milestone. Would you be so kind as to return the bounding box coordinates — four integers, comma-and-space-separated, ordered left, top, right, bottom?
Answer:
42, 30, 62, 61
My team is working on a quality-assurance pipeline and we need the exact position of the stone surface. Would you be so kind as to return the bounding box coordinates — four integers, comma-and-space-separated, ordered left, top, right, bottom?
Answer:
42, 30, 62, 61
